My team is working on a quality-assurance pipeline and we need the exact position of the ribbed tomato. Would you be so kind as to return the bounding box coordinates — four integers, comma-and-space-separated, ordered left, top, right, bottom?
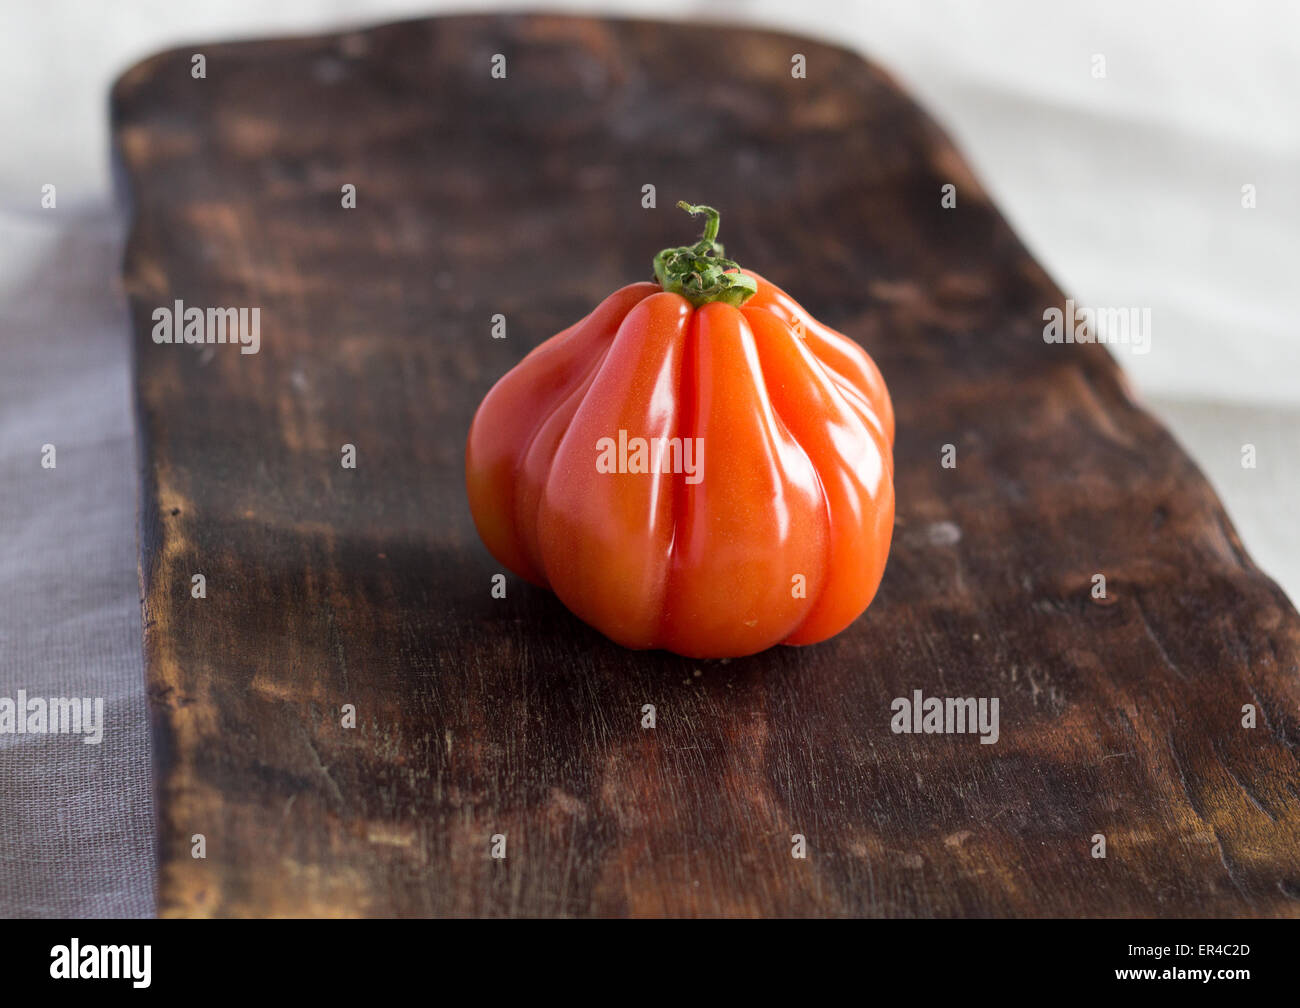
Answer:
466, 203, 894, 658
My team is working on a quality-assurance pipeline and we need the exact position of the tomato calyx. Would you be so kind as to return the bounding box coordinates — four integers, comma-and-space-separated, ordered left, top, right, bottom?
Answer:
652, 201, 758, 308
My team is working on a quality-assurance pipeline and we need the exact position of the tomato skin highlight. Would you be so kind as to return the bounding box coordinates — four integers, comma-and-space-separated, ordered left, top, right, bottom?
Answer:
655, 300, 831, 658
465, 282, 656, 585
537, 292, 691, 648
465, 212, 894, 659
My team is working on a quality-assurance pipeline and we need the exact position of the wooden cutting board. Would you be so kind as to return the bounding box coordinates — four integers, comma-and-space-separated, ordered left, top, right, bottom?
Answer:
112, 13, 1300, 917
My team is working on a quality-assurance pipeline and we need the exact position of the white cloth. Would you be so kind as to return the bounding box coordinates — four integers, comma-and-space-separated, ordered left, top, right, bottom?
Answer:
0, 208, 155, 916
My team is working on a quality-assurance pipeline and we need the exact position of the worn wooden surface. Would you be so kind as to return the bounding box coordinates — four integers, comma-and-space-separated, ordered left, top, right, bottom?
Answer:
112, 13, 1300, 917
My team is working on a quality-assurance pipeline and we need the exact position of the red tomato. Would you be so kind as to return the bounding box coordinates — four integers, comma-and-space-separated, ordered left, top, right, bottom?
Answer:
466, 204, 894, 658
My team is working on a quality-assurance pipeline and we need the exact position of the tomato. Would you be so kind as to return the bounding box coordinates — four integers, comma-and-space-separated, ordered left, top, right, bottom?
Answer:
466, 203, 894, 658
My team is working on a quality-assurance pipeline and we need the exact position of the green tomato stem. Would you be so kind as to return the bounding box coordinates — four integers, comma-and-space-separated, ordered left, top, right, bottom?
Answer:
652, 202, 757, 308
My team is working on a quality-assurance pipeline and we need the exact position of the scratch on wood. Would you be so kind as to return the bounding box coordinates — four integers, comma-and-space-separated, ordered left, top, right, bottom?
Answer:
299, 724, 345, 808
1166, 730, 1248, 898
1212, 736, 1279, 823
1135, 591, 1188, 682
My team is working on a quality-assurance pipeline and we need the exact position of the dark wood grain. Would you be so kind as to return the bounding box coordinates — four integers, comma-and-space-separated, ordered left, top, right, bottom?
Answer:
111, 13, 1300, 917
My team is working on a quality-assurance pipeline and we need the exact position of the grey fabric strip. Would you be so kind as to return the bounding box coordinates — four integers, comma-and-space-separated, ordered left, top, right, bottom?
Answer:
0, 206, 155, 917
